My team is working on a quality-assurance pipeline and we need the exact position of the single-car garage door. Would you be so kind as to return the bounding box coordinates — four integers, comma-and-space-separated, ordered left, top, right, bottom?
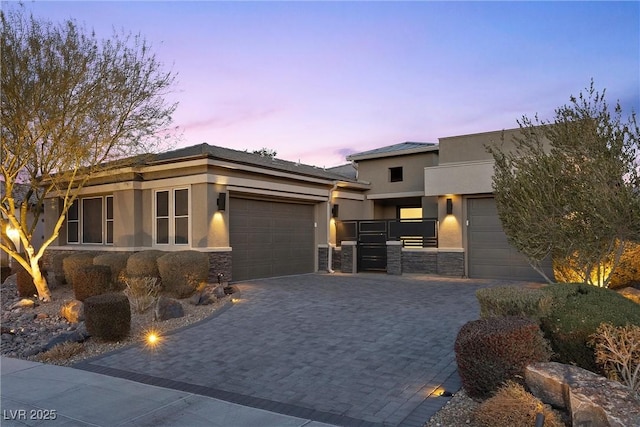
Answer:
230, 197, 315, 281
467, 197, 552, 281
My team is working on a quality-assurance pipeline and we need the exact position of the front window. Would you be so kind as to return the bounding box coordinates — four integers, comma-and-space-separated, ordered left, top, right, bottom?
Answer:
66, 196, 113, 245
155, 188, 189, 246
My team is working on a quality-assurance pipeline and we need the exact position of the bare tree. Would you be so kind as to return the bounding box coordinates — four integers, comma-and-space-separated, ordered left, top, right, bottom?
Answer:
488, 81, 640, 287
1, 6, 177, 301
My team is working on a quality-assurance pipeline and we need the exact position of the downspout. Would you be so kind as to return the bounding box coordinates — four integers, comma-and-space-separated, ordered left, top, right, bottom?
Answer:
327, 182, 339, 273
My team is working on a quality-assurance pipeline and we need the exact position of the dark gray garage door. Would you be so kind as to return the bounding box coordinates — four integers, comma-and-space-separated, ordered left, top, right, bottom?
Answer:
229, 197, 315, 281
467, 197, 551, 281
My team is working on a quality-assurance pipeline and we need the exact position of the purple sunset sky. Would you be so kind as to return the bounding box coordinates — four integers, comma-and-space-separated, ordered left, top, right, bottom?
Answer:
19, 1, 640, 168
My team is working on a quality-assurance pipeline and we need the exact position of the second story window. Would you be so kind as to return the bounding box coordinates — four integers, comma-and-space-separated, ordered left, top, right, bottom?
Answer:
389, 167, 403, 182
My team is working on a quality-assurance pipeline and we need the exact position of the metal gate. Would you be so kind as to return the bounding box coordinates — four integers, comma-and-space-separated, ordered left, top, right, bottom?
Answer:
336, 218, 438, 272
357, 221, 388, 272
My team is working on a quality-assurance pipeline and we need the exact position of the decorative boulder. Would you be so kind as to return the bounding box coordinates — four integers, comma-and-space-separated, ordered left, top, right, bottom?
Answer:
60, 300, 84, 323
189, 284, 223, 306
43, 323, 90, 351
10, 298, 36, 310
617, 287, 640, 304
153, 296, 184, 321
525, 362, 640, 427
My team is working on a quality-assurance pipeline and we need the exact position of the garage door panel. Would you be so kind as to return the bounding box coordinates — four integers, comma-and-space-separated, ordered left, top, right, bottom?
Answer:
468, 198, 551, 281
230, 197, 315, 281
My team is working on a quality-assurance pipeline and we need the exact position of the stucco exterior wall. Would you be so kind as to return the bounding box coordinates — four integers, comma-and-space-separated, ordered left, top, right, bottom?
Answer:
357, 152, 438, 195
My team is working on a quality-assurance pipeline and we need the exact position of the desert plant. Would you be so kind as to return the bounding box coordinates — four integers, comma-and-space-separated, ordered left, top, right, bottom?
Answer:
589, 323, 640, 393
37, 341, 85, 362
93, 253, 130, 291
63, 253, 95, 287
126, 250, 164, 278
123, 275, 161, 313
473, 381, 565, 427
84, 292, 131, 341
16, 263, 37, 297
455, 316, 552, 399
50, 252, 72, 285
72, 265, 112, 302
476, 286, 552, 321
540, 283, 640, 373
157, 251, 209, 299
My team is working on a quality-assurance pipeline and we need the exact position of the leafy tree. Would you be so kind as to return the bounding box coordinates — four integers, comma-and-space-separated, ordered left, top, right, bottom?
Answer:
488, 81, 640, 287
1, 6, 177, 301
252, 148, 277, 158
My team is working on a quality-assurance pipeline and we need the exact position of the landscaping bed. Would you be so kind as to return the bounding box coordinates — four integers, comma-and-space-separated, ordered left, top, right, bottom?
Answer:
1, 274, 229, 366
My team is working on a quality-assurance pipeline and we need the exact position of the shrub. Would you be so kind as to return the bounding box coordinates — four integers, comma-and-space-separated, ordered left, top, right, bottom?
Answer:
473, 381, 565, 427
539, 283, 640, 373
93, 253, 130, 291
476, 286, 552, 321
126, 250, 164, 278
589, 323, 640, 393
84, 292, 131, 341
51, 252, 72, 285
123, 276, 161, 313
455, 316, 552, 399
15, 263, 37, 297
157, 251, 209, 299
37, 342, 85, 362
63, 253, 95, 287
610, 242, 640, 289
72, 265, 112, 302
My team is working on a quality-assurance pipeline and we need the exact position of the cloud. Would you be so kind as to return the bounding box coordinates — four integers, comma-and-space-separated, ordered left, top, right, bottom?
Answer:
179, 107, 282, 132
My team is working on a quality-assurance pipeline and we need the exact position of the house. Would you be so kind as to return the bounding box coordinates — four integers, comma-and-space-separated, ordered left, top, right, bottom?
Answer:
42, 144, 366, 282
42, 127, 552, 283
331, 127, 553, 281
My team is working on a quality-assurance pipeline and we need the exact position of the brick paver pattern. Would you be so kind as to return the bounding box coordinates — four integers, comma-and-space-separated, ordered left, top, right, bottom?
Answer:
75, 273, 525, 426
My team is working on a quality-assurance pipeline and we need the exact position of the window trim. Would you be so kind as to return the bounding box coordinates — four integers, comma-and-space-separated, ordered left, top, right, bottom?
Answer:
389, 167, 403, 182
105, 195, 114, 245
66, 196, 113, 245
67, 199, 80, 244
153, 187, 190, 247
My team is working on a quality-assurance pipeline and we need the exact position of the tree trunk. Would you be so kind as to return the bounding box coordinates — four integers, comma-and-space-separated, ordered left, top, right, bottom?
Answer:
30, 258, 51, 302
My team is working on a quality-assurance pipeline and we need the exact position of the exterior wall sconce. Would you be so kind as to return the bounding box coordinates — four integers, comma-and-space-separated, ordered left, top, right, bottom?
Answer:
217, 192, 226, 211
331, 204, 339, 218
446, 198, 453, 215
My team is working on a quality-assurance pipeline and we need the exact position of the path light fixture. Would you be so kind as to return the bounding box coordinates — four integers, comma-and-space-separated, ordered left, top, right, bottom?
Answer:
446, 198, 453, 215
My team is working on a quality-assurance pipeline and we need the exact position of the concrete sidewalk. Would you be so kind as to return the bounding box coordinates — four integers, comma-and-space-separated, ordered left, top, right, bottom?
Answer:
1, 357, 335, 427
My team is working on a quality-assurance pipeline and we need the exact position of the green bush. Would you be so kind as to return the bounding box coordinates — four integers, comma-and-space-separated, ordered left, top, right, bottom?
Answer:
72, 265, 112, 301
455, 316, 552, 399
84, 292, 130, 341
539, 283, 640, 373
476, 286, 552, 321
157, 251, 209, 298
93, 253, 130, 291
126, 250, 164, 278
63, 253, 94, 287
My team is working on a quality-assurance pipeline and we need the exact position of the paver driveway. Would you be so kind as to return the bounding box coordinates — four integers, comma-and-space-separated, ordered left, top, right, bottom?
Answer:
76, 273, 525, 426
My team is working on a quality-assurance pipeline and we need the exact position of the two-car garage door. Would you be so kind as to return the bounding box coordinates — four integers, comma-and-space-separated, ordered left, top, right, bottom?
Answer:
229, 197, 315, 281
467, 198, 552, 281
